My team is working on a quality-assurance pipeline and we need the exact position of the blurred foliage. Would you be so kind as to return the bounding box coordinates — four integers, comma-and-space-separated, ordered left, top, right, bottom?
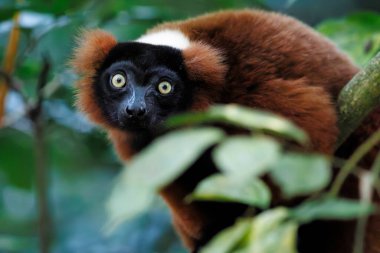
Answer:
108, 105, 375, 253
0, 0, 379, 252
317, 12, 380, 67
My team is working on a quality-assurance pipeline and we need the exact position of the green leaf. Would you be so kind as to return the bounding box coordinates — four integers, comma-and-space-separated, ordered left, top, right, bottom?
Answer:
213, 136, 281, 178
250, 208, 289, 238
317, 12, 380, 66
270, 152, 331, 198
290, 197, 375, 224
249, 208, 298, 253
197, 209, 296, 253
200, 219, 252, 253
250, 222, 298, 253
126, 127, 225, 189
191, 174, 271, 208
166, 105, 308, 144
106, 127, 224, 228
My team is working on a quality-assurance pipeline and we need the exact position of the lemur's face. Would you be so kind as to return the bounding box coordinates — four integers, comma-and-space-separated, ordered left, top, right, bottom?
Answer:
94, 42, 193, 132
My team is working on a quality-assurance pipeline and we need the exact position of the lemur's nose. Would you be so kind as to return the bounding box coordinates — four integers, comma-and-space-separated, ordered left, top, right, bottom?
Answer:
126, 105, 146, 118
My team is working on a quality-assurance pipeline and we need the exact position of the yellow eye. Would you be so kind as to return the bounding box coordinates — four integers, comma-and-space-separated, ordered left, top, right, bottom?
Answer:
111, 73, 126, 88
158, 81, 172, 94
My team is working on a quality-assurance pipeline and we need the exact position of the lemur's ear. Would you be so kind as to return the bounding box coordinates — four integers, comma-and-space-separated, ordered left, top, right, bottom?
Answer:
71, 29, 117, 76
182, 42, 226, 84
182, 42, 227, 110
71, 29, 117, 127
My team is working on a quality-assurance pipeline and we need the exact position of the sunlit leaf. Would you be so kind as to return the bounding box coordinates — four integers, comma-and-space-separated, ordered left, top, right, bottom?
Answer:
250, 207, 289, 238
291, 197, 375, 223
200, 219, 252, 253
250, 221, 298, 253
270, 152, 331, 198
213, 136, 281, 178
125, 127, 225, 189
191, 174, 271, 208
248, 208, 298, 253
166, 105, 308, 144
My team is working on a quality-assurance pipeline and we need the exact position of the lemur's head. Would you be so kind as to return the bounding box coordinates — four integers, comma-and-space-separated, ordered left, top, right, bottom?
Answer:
71, 29, 226, 133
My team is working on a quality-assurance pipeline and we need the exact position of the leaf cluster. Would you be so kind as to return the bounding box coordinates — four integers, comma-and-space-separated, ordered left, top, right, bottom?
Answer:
107, 105, 375, 252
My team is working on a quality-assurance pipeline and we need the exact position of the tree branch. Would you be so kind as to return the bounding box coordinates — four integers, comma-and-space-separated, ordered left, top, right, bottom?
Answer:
336, 52, 380, 148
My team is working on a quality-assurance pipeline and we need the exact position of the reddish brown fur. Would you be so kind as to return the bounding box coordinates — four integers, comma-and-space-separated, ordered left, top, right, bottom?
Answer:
71, 29, 117, 128
71, 29, 117, 76
182, 42, 227, 111
72, 10, 380, 253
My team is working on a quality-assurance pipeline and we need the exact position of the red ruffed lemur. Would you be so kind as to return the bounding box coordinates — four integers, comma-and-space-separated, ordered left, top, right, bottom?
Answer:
71, 10, 380, 253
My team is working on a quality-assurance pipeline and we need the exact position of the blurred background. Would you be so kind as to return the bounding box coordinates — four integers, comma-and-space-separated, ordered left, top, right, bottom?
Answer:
0, 0, 379, 253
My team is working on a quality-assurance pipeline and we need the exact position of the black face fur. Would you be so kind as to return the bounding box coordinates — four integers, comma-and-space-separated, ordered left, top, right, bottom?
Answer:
94, 42, 193, 133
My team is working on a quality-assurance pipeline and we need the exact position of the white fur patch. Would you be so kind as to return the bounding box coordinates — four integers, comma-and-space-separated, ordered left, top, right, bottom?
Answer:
136, 29, 190, 50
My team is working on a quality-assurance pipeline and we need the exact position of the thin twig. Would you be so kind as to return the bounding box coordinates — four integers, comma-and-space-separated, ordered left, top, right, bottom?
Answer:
329, 129, 380, 197
29, 56, 52, 253
0, 69, 27, 100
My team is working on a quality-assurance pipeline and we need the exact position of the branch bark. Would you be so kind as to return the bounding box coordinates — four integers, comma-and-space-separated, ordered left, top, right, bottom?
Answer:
336, 52, 380, 148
